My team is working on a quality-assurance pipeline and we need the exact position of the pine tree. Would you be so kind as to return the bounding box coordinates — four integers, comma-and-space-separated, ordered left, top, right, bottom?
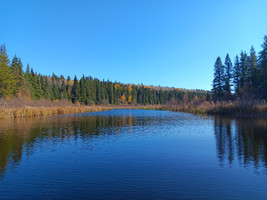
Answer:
42, 76, 52, 100
71, 76, 80, 103
11, 55, 25, 92
239, 51, 249, 90
212, 57, 224, 98
61, 80, 68, 99
89, 76, 96, 104
96, 80, 102, 104
233, 55, 241, 94
52, 82, 61, 100
223, 54, 232, 94
79, 75, 86, 104
0, 45, 17, 97
258, 35, 267, 97
108, 82, 114, 104
248, 46, 258, 91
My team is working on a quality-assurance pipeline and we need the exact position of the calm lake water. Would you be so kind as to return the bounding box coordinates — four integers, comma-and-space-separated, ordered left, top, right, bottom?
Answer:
0, 109, 267, 200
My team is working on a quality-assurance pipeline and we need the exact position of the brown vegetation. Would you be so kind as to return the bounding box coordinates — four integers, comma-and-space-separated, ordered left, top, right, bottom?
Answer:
2, 97, 267, 119
0, 98, 161, 118
160, 99, 267, 117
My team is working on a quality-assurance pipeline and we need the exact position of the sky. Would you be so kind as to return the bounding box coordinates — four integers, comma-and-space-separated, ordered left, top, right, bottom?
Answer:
1, 0, 267, 90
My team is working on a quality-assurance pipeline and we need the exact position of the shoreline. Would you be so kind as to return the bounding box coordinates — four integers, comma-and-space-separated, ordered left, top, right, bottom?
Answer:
1, 100, 267, 119
0, 105, 161, 119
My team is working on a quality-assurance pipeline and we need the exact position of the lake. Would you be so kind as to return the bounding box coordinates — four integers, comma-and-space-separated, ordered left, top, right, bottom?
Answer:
0, 109, 267, 199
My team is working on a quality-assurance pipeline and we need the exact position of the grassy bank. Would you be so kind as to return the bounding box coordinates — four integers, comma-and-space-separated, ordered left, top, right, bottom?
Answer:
2, 98, 267, 118
0, 98, 161, 118
160, 99, 267, 117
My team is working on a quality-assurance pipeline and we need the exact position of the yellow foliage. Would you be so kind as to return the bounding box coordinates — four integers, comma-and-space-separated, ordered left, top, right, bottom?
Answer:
120, 94, 126, 102
115, 84, 121, 90
128, 95, 132, 103
194, 95, 198, 101
128, 86, 133, 93
69, 80, 74, 86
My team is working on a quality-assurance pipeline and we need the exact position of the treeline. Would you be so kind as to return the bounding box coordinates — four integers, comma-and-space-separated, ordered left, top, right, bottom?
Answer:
212, 35, 267, 99
0, 45, 208, 105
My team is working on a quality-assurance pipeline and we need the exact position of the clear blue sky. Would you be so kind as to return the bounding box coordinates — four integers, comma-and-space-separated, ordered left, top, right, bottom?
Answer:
1, 0, 267, 90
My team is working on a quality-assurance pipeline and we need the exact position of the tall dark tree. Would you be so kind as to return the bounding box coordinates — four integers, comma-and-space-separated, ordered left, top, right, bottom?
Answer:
52, 82, 61, 100
212, 57, 224, 98
223, 54, 232, 94
233, 56, 241, 94
41, 76, 52, 100
108, 82, 114, 104
0, 45, 17, 97
71, 76, 80, 103
79, 75, 86, 104
248, 46, 258, 91
258, 36, 267, 96
11, 55, 25, 92
239, 51, 249, 90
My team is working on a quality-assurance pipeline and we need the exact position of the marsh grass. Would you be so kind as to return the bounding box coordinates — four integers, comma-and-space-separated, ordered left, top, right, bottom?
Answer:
2, 97, 267, 118
161, 99, 267, 116
0, 98, 161, 118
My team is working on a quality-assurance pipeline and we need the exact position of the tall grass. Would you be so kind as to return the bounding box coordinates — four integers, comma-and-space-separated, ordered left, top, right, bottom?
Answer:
2, 97, 267, 118
0, 98, 161, 118
160, 99, 267, 116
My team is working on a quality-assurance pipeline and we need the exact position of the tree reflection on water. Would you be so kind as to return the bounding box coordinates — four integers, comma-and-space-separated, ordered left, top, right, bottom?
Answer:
214, 116, 267, 171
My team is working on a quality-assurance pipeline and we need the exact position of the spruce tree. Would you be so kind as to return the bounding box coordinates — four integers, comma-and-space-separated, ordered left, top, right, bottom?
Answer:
248, 46, 258, 91
258, 35, 267, 96
71, 76, 80, 103
239, 51, 249, 90
223, 54, 232, 94
233, 56, 241, 94
108, 82, 114, 104
52, 82, 61, 100
0, 45, 17, 97
212, 57, 224, 98
79, 75, 86, 104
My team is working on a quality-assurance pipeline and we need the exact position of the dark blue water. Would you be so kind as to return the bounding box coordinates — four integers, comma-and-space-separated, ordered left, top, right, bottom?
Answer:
0, 109, 267, 199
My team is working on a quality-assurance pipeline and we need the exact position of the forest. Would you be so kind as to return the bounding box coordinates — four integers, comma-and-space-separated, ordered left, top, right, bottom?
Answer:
1, 35, 266, 117
0, 44, 208, 106
212, 35, 267, 100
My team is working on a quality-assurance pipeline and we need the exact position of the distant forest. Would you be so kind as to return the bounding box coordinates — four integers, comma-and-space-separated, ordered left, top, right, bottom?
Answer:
0, 45, 208, 105
212, 35, 267, 100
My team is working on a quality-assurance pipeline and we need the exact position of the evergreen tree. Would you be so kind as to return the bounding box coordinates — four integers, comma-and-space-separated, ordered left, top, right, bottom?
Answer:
212, 57, 224, 98
239, 51, 249, 90
61, 80, 68, 99
248, 46, 258, 91
233, 55, 241, 94
0, 45, 17, 97
96, 80, 102, 104
42, 76, 52, 100
11, 55, 25, 92
89, 76, 96, 104
52, 82, 61, 100
71, 76, 80, 103
79, 75, 86, 104
258, 35, 267, 96
108, 82, 114, 104
223, 54, 232, 94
